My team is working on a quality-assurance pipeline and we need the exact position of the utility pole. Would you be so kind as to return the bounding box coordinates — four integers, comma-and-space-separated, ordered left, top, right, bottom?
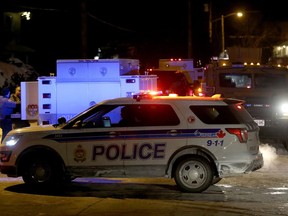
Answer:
221, 15, 225, 52
208, 2, 212, 44
187, 0, 192, 58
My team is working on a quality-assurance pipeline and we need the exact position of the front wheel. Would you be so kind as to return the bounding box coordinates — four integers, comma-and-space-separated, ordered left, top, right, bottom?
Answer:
22, 156, 63, 186
174, 157, 213, 193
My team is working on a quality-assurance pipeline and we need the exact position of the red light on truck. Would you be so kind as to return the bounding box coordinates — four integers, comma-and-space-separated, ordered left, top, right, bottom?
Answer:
169, 58, 182, 62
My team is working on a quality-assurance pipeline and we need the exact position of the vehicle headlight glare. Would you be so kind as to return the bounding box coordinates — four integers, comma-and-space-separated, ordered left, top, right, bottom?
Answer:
280, 103, 288, 114
4, 136, 20, 146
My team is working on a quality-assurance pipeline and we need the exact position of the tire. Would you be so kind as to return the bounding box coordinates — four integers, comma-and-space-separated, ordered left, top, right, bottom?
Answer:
22, 155, 63, 185
174, 156, 213, 193
64, 175, 76, 183
280, 125, 288, 152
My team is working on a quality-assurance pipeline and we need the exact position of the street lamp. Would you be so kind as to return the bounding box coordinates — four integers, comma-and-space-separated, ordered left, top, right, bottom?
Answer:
210, 12, 243, 52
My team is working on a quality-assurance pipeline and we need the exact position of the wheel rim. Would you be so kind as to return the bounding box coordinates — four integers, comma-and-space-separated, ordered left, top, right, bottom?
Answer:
179, 160, 207, 188
30, 162, 51, 183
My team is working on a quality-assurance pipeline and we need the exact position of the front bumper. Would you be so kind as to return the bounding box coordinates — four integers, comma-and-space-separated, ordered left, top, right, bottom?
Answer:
0, 165, 18, 177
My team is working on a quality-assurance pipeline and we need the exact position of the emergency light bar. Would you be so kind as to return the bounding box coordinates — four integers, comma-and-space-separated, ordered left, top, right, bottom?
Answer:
132, 91, 160, 101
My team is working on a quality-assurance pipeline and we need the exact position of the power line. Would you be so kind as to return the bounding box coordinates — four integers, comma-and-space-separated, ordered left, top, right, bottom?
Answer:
88, 12, 137, 33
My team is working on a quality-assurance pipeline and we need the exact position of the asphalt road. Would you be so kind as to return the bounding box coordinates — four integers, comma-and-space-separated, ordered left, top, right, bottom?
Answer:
0, 143, 288, 216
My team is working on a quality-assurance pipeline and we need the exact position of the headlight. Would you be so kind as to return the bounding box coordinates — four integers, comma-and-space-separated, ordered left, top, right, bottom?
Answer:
280, 103, 288, 115
3, 135, 21, 146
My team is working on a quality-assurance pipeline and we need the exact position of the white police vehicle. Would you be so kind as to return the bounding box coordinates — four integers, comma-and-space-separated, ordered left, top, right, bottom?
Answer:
0, 93, 263, 193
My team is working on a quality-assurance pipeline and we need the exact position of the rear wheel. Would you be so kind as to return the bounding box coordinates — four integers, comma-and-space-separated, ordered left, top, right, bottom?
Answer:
282, 136, 288, 152
174, 156, 213, 193
22, 155, 63, 185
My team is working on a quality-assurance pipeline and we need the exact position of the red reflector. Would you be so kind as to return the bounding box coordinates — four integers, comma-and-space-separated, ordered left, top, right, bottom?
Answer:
226, 128, 248, 143
0, 151, 12, 162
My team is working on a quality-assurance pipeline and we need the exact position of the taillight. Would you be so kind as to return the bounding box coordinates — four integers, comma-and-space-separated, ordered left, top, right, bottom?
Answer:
226, 128, 248, 143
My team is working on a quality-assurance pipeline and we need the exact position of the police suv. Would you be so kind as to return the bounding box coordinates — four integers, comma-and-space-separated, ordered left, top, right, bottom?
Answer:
0, 94, 263, 193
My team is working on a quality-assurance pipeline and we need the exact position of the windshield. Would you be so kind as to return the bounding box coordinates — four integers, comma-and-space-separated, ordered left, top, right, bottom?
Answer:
219, 72, 288, 89
219, 73, 251, 88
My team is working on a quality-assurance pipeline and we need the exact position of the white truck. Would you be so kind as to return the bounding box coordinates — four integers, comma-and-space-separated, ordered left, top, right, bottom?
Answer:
21, 59, 157, 125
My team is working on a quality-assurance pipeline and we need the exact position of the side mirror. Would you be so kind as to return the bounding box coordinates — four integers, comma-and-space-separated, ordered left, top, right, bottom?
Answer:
53, 116, 67, 128
102, 116, 111, 127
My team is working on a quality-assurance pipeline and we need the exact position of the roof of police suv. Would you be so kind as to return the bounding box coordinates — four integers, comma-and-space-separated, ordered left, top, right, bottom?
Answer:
98, 95, 238, 105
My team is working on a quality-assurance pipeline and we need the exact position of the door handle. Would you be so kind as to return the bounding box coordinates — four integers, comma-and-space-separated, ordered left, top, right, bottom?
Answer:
168, 130, 179, 136
109, 131, 119, 138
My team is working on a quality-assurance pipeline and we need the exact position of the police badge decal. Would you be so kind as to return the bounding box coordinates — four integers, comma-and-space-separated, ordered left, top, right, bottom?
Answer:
74, 145, 86, 162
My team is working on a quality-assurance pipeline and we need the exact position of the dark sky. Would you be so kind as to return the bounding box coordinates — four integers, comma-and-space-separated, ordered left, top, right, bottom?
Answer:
1, 0, 287, 74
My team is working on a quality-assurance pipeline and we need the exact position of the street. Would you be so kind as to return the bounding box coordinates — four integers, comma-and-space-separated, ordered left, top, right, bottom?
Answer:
0, 143, 288, 216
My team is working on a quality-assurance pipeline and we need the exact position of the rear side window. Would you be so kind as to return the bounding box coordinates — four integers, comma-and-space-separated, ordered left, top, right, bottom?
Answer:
133, 104, 180, 126
190, 104, 252, 124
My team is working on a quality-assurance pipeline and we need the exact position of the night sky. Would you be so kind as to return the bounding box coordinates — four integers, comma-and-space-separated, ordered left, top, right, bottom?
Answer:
1, 0, 287, 75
